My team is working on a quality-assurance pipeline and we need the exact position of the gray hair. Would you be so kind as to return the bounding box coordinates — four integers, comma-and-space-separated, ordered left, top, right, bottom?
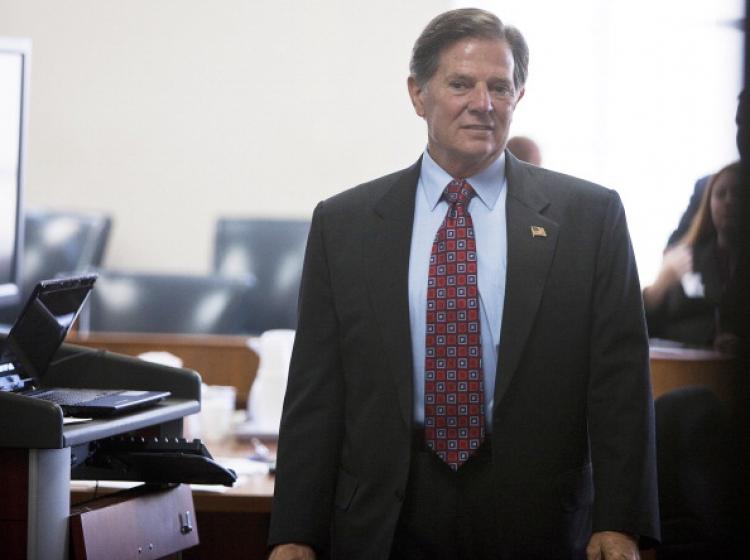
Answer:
410, 8, 529, 90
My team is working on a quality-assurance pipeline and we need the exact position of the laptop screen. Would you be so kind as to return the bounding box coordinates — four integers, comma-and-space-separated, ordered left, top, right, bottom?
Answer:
3, 275, 96, 380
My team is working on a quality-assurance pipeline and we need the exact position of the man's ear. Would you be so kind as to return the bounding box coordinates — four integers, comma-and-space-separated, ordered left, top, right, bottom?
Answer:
407, 76, 426, 118
513, 86, 525, 107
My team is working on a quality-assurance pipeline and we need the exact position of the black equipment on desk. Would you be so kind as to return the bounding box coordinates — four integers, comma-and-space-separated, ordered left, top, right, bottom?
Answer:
0, 324, 204, 559
0, 275, 171, 416
72, 435, 237, 486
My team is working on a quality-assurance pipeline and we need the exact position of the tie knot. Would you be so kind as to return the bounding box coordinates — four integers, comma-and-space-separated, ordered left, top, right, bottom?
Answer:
444, 180, 476, 207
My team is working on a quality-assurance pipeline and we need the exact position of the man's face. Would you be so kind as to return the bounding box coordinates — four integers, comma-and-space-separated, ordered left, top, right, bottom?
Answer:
408, 38, 524, 178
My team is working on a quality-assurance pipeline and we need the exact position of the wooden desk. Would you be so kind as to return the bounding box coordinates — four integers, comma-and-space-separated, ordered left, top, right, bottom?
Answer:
189, 439, 274, 514
67, 332, 739, 409
649, 344, 738, 403
67, 332, 259, 409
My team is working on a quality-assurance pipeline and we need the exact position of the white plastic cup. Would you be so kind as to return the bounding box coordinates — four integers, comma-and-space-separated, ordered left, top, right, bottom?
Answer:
246, 330, 295, 433
200, 384, 237, 443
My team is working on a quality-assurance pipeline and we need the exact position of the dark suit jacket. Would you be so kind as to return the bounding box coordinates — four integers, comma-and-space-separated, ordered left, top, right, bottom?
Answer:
646, 236, 735, 346
666, 175, 710, 248
269, 153, 660, 559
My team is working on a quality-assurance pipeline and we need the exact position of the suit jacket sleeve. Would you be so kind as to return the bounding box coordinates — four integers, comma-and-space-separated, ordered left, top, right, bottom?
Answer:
666, 175, 708, 248
587, 191, 661, 544
268, 200, 344, 552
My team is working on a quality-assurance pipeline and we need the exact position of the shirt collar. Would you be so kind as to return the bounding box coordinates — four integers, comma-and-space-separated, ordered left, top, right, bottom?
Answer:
419, 148, 506, 211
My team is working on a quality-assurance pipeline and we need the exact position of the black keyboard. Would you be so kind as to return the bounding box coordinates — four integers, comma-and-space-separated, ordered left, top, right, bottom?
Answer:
97, 435, 210, 456
32, 388, 119, 406
72, 435, 237, 486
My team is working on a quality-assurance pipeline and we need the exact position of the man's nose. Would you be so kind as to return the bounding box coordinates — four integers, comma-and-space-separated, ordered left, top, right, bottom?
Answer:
467, 83, 492, 113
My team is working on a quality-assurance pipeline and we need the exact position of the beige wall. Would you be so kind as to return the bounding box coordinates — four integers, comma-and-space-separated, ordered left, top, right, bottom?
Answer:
0, 0, 448, 273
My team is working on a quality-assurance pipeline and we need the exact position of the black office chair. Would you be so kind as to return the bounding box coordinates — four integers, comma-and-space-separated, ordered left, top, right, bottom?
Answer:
654, 386, 733, 558
0, 208, 112, 325
213, 218, 310, 333
82, 271, 256, 335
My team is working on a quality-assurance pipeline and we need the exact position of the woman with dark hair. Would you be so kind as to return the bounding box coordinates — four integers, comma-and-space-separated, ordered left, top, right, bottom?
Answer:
643, 162, 741, 352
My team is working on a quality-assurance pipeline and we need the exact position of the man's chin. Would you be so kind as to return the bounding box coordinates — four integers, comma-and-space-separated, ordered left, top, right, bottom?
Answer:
457, 145, 502, 164
429, 142, 503, 175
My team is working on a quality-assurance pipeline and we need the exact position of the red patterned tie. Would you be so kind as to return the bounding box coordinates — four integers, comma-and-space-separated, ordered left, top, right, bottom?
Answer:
424, 179, 485, 471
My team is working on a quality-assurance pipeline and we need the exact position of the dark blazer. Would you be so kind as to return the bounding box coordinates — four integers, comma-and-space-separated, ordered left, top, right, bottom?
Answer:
666, 175, 710, 248
646, 237, 734, 346
269, 153, 660, 559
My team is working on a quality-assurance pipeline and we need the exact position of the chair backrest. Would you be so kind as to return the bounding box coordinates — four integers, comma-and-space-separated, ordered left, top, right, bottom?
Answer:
23, 208, 112, 289
82, 271, 256, 335
655, 386, 730, 552
0, 209, 112, 326
213, 218, 310, 332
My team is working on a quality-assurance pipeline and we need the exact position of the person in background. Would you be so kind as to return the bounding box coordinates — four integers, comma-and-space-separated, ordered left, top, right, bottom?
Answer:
666, 90, 746, 248
643, 162, 741, 353
506, 134, 542, 165
269, 8, 659, 560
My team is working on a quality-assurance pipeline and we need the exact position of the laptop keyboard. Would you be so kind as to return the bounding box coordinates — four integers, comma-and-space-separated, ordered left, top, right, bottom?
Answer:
32, 388, 119, 406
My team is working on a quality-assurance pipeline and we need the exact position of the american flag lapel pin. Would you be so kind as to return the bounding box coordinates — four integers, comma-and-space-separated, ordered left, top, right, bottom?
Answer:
530, 225, 547, 238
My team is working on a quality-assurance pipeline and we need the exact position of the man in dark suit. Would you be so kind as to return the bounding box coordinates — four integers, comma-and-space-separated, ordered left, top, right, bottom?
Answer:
665, 90, 747, 248
269, 8, 659, 560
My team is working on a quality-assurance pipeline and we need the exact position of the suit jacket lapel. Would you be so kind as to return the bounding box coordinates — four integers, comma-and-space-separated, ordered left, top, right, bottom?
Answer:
494, 154, 559, 408
364, 159, 421, 429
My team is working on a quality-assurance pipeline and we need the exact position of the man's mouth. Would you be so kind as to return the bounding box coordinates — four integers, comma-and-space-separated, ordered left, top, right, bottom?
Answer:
462, 124, 494, 131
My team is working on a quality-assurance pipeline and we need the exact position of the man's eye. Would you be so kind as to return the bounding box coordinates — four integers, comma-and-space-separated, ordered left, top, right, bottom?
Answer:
493, 84, 513, 96
450, 81, 468, 90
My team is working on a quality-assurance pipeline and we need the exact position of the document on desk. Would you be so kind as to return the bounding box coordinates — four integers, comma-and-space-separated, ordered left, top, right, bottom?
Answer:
72, 479, 233, 494
63, 416, 93, 425
215, 456, 271, 476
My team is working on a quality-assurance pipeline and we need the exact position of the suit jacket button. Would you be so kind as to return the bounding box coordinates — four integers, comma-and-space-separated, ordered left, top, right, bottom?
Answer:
395, 489, 405, 502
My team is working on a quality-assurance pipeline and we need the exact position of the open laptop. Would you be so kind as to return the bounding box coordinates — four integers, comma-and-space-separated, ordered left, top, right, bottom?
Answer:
0, 274, 170, 417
